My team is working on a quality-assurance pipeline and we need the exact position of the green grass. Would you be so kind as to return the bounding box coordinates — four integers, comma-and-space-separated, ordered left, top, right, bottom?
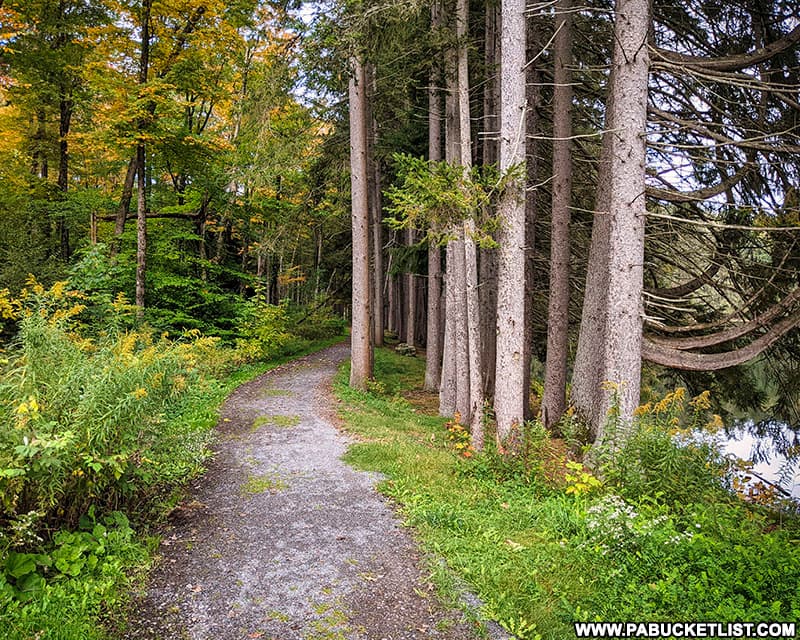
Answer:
252, 414, 301, 431
241, 472, 288, 495
334, 348, 800, 640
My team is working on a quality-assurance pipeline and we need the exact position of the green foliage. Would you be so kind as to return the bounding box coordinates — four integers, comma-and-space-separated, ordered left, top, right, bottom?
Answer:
235, 298, 296, 360
598, 389, 731, 507
290, 304, 347, 341
335, 350, 800, 640
384, 154, 500, 246
0, 509, 146, 640
0, 294, 219, 532
0, 275, 345, 638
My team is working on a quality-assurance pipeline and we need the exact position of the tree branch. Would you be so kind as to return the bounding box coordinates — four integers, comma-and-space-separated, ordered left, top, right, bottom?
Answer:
647, 287, 800, 350
650, 23, 800, 72
646, 166, 751, 204
642, 308, 800, 370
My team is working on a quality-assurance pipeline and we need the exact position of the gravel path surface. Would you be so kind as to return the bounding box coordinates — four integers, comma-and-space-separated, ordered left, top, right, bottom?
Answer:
123, 342, 496, 640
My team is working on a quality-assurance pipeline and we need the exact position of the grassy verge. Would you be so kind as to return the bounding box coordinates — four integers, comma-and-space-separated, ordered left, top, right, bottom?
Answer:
0, 333, 346, 640
334, 348, 800, 640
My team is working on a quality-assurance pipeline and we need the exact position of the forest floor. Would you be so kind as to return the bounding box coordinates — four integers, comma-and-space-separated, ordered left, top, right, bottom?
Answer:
123, 342, 501, 640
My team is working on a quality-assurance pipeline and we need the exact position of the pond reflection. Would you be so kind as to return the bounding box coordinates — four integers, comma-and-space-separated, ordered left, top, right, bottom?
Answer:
722, 420, 800, 499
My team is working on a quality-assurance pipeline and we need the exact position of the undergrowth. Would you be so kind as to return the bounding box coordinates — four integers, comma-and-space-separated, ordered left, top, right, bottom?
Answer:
0, 277, 345, 639
335, 349, 800, 640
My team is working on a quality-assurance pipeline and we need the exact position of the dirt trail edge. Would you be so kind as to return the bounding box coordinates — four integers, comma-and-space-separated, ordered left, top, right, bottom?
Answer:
124, 342, 506, 640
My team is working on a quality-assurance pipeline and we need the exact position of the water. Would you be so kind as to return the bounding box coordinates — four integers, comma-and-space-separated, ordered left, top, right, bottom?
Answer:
721, 420, 800, 500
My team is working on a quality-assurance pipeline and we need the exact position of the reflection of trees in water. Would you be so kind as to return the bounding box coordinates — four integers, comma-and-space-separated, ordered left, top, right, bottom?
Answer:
726, 419, 800, 497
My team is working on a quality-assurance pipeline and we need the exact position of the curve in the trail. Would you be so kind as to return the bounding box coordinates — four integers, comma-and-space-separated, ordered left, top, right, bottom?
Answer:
124, 342, 488, 640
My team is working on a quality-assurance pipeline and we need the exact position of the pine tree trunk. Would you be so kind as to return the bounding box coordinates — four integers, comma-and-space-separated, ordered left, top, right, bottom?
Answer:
439, 242, 457, 415
478, 0, 500, 398
451, 227, 471, 422
387, 247, 397, 334
456, 0, 484, 442
439, 16, 461, 417
542, 0, 574, 430
424, 0, 445, 392
367, 64, 385, 347
494, 0, 527, 447
479, 3, 500, 398
349, 56, 373, 390
479, 248, 497, 398
425, 240, 443, 391
523, 17, 542, 423
406, 228, 417, 346
572, 0, 650, 443
570, 135, 613, 434
479, 3, 499, 398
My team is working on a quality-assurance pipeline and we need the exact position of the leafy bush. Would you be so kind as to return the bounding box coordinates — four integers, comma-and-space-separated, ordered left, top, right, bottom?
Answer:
234, 298, 297, 360
233, 298, 345, 360
290, 304, 347, 341
0, 509, 145, 640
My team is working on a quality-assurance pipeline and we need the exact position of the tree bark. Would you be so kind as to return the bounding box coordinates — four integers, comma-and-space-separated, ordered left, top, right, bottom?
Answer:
439, 239, 457, 416
457, 0, 484, 442
367, 63, 385, 347
479, 0, 500, 401
494, 0, 527, 446
406, 228, 417, 346
569, 123, 613, 436
424, 2, 444, 392
522, 16, 542, 423
439, 11, 461, 418
571, 0, 651, 443
113, 157, 137, 246
542, 0, 573, 430
349, 56, 373, 390
386, 247, 397, 334
135, 0, 152, 317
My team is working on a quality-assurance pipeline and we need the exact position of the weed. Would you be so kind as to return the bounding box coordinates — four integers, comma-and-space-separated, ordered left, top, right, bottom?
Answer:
266, 609, 290, 622
261, 388, 294, 398
251, 414, 301, 431
240, 473, 287, 495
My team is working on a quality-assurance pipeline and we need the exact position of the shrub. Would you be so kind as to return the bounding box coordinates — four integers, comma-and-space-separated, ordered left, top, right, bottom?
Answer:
598, 389, 731, 506
234, 299, 296, 360
289, 301, 346, 341
0, 509, 146, 640
0, 309, 215, 534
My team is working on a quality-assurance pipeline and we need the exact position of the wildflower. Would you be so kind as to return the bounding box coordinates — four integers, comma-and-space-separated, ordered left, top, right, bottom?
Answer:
132, 387, 148, 399
690, 390, 712, 410
706, 414, 724, 432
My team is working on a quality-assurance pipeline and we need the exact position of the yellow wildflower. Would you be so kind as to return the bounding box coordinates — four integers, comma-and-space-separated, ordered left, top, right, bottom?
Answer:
690, 390, 712, 410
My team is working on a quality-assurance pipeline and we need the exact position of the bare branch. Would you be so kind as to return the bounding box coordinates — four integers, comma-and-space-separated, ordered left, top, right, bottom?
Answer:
642, 308, 800, 371
650, 23, 800, 73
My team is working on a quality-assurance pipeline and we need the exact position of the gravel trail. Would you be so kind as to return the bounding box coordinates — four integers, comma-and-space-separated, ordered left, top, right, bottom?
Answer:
123, 342, 493, 640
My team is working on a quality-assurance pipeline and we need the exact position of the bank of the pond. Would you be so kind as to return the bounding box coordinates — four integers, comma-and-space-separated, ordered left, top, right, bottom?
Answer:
335, 348, 800, 640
